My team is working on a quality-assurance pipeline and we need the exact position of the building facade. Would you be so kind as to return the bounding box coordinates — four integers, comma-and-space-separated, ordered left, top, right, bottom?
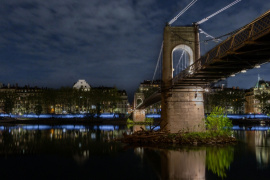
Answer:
245, 78, 270, 114
0, 81, 130, 116
0, 84, 44, 115
204, 86, 245, 114
135, 80, 161, 114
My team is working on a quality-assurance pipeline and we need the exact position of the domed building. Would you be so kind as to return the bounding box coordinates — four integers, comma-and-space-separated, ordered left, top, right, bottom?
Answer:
73, 79, 91, 91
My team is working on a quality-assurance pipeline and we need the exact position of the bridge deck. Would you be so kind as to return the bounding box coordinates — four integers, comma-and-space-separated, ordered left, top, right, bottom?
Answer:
173, 10, 270, 87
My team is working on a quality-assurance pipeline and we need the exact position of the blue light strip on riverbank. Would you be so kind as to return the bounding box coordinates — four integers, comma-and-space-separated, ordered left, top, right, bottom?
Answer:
0, 125, 120, 131
232, 125, 270, 131
0, 113, 120, 119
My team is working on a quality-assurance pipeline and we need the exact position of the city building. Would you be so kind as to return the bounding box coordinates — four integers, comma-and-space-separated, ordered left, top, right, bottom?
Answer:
245, 77, 270, 114
114, 90, 129, 115
91, 86, 130, 115
135, 80, 161, 114
73, 79, 91, 91
0, 81, 130, 116
204, 81, 245, 114
0, 83, 44, 114
138, 80, 161, 92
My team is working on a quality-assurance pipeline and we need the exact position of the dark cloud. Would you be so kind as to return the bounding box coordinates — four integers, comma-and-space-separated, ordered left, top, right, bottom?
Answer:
0, 0, 269, 100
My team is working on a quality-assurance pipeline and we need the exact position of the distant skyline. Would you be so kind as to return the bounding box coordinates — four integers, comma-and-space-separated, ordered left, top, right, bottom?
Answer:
1, 0, 270, 99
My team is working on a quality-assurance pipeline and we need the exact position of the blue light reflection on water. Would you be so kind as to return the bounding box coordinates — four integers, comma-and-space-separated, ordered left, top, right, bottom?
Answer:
1, 112, 268, 120
0, 124, 120, 131
2, 124, 270, 132
1, 123, 270, 179
145, 114, 270, 119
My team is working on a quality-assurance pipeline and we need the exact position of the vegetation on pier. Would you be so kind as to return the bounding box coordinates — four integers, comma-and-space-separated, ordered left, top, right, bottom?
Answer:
122, 107, 236, 145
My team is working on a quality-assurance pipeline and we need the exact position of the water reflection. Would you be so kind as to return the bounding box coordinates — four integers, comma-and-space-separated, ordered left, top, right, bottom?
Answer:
1, 124, 270, 179
0, 124, 126, 164
133, 125, 146, 132
206, 146, 234, 178
134, 146, 236, 179
235, 126, 270, 169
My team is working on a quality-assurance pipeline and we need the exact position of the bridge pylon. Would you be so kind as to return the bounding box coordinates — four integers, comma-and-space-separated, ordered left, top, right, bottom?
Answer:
161, 24, 205, 133
133, 92, 145, 122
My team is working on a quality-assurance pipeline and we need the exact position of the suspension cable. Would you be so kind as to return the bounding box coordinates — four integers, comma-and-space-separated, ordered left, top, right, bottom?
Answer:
184, 50, 187, 70
196, 0, 242, 25
152, 42, 163, 83
168, 0, 198, 25
199, 28, 221, 42
175, 50, 185, 74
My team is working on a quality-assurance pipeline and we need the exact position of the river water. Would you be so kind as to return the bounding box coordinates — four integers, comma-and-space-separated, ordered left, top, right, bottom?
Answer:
0, 124, 270, 180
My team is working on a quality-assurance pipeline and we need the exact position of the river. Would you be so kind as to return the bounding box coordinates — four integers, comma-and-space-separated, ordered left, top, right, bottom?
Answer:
0, 124, 270, 179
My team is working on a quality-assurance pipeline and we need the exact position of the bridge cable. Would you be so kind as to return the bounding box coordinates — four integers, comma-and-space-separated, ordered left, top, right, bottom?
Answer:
196, 0, 242, 25
199, 28, 222, 42
168, 0, 198, 25
184, 50, 187, 70
169, 0, 243, 44
203, 24, 250, 42
175, 50, 185, 74
152, 42, 163, 83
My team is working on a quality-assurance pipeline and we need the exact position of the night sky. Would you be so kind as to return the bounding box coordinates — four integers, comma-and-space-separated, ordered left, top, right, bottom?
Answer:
1, 0, 270, 100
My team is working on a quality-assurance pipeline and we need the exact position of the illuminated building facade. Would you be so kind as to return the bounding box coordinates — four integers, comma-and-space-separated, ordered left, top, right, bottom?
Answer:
135, 80, 161, 114
73, 79, 91, 91
245, 77, 270, 114
0, 82, 129, 116
0, 83, 44, 115
204, 86, 245, 114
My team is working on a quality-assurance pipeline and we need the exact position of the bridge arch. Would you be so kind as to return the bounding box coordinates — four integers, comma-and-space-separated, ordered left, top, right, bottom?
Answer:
172, 44, 194, 77
134, 92, 145, 108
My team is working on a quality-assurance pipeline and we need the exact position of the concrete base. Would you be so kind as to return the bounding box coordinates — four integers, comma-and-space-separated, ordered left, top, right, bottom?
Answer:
161, 87, 205, 133
133, 109, 145, 122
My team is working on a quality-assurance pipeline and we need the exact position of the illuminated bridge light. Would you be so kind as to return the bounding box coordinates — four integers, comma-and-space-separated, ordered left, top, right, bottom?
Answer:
255, 65, 261, 68
241, 69, 247, 73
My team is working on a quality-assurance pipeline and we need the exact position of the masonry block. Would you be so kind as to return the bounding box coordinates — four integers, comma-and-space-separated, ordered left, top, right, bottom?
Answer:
133, 109, 145, 122
161, 88, 205, 133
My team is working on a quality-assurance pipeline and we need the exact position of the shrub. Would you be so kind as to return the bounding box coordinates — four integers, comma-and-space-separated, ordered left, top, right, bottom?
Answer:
126, 118, 134, 124
145, 117, 154, 124
205, 106, 232, 136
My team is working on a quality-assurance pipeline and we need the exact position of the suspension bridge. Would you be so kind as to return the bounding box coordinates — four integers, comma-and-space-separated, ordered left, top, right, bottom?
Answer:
133, 0, 270, 132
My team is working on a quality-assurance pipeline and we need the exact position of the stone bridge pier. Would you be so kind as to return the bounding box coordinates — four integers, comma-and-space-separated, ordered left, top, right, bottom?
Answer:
161, 24, 205, 133
161, 87, 205, 133
133, 92, 145, 122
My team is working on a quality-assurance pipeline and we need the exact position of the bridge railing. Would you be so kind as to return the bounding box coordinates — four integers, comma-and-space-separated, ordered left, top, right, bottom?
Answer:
173, 10, 270, 85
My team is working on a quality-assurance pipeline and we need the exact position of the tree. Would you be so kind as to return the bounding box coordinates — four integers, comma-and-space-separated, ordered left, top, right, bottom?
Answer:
206, 89, 245, 114
0, 91, 18, 114
230, 90, 246, 114
34, 104, 43, 118
58, 87, 76, 113
205, 106, 232, 136
87, 87, 121, 114
42, 89, 58, 114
